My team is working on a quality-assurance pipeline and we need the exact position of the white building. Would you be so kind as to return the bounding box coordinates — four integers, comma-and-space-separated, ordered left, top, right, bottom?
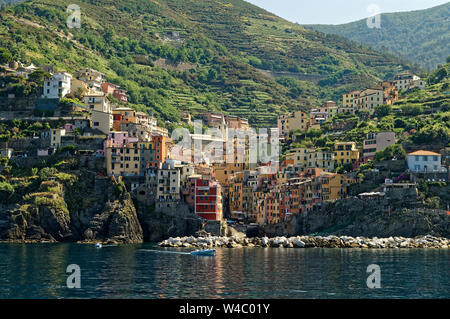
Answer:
393, 73, 426, 91
75, 68, 106, 93
42, 72, 72, 99
406, 150, 443, 172
83, 93, 111, 113
50, 128, 66, 148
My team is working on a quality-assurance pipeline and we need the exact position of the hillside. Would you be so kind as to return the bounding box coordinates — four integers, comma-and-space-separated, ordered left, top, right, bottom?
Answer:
305, 2, 450, 70
0, 0, 413, 127
282, 57, 450, 171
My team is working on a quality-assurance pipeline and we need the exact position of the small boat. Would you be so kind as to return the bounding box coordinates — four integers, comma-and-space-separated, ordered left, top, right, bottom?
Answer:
94, 243, 103, 249
190, 249, 216, 256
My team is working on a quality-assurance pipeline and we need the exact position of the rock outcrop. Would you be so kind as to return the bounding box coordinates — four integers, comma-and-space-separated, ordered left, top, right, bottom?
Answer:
1, 170, 448, 245
76, 192, 143, 244
0, 205, 72, 242
0, 174, 143, 244
137, 203, 203, 242
263, 198, 450, 238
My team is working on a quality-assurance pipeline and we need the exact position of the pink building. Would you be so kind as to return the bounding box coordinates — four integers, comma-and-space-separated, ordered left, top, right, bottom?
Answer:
64, 123, 76, 133
103, 131, 138, 153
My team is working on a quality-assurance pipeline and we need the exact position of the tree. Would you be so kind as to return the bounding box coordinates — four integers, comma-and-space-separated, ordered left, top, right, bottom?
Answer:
38, 167, 58, 180
356, 110, 370, 121
28, 69, 50, 85
374, 144, 406, 162
0, 48, 13, 65
374, 105, 391, 118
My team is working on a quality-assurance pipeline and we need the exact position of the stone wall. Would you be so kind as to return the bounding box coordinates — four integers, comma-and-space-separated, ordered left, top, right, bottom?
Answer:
263, 198, 450, 238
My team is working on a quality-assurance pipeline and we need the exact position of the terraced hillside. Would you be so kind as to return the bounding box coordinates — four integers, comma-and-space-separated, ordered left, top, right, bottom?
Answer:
0, 0, 413, 127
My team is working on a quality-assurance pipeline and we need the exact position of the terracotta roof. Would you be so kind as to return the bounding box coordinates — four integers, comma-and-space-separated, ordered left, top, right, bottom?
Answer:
407, 150, 441, 156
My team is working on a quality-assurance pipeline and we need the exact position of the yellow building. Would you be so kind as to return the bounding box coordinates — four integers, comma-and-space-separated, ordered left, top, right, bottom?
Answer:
342, 91, 361, 110
334, 142, 360, 166
106, 142, 141, 176
277, 110, 309, 138
105, 139, 156, 177
343, 88, 385, 115
358, 89, 384, 113
286, 147, 335, 172
320, 172, 352, 202
71, 78, 89, 96
213, 162, 245, 192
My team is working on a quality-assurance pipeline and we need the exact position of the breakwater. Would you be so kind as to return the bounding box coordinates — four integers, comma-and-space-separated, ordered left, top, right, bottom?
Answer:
158, 234, 449, 249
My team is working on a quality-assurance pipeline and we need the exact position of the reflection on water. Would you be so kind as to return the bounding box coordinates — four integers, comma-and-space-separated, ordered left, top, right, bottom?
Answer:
0, 244, 448, 299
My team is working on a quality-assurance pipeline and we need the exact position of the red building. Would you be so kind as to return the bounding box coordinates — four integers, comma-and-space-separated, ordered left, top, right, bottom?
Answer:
195, 179, 223, 221
101, 82, 119, 95
101, 83, 128, 103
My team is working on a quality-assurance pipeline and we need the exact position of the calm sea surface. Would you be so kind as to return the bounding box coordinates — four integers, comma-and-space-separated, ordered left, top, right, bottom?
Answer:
0, 244, 448, 299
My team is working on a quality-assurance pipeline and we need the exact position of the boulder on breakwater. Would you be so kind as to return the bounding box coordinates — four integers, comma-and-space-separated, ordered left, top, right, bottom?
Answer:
158, 234, 449, 249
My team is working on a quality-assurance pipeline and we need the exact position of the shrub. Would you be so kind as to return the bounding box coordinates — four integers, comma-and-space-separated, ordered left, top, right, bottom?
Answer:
38, 167, 58, 180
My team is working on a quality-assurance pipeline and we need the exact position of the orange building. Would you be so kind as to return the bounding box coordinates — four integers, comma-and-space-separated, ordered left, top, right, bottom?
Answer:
112, 107, 138, 131
151, 135, 168, 167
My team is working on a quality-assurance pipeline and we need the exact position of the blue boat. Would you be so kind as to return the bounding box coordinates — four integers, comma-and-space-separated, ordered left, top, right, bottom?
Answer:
94, 243, 103, 249
190, 249, 216, 256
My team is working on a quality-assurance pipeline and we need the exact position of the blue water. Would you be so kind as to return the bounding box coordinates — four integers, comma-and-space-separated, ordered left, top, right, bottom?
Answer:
0, 244, 448, 299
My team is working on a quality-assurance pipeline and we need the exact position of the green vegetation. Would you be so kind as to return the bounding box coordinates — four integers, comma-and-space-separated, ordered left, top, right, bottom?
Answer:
289, 60, 450, 160
0, 120, 52, 142
374, 144, 406, 162
306, 2, 450, 70
0, 0, 412, 127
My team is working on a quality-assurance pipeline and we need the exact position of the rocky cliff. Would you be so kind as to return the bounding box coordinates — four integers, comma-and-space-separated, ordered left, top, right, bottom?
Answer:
1, 170, 448, 243
137, 204, 203, 242
263, 198, 450, 238
0, 172, 143, 243
0, 169, 211, 243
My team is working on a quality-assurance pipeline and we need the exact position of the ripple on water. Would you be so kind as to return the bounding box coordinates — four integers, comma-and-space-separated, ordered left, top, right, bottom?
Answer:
0, 244, 448, 299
